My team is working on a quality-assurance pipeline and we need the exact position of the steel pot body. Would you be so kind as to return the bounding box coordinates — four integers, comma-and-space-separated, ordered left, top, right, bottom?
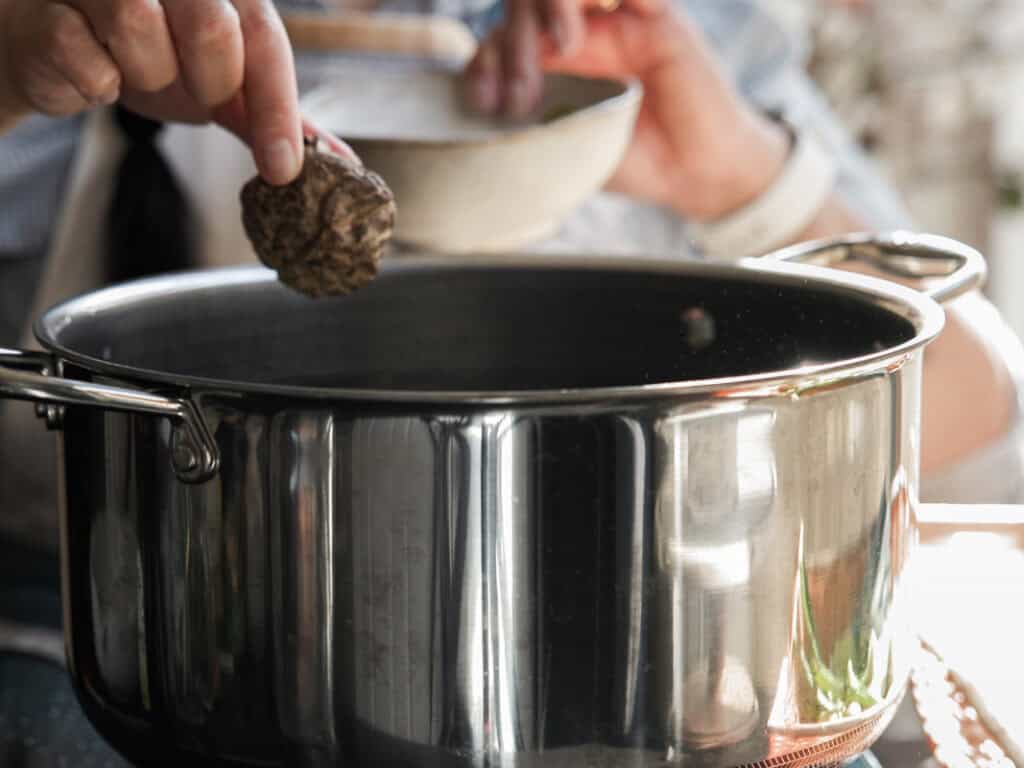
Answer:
0, 233, 983, 767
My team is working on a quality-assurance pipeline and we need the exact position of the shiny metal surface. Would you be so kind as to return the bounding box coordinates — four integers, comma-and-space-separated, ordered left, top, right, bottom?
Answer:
0, 618, 65, 666
0, 348, 219, 482
0, 234, 977, 766
58, 362, 920, 767
769, 231, 985, 303
32, 240, 949, 404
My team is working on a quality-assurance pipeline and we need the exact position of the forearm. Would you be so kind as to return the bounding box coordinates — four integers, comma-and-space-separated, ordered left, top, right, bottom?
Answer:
673, 109, 866, 247
920, 294, 1017, 473
715, 123, 1015, 473
794, 190, 1017, 475
662, 2, 1017, 474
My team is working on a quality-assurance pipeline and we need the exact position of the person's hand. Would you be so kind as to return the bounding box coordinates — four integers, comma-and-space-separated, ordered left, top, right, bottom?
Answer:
463, 0, 790, 221
0, 0, 343, 184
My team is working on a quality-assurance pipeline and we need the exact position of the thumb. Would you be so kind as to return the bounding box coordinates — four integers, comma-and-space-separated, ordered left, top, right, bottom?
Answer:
301, 115, 362, 165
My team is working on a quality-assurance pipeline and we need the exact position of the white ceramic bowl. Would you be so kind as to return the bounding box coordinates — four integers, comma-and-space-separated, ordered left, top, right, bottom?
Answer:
302, 65, 642, 253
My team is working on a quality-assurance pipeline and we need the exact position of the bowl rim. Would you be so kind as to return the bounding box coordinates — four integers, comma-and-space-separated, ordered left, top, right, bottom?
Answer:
300, 70, 644, 148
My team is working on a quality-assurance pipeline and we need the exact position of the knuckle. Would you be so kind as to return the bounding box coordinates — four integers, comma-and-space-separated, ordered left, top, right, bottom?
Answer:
46, 5, 88, 53
109, 0, 161, 40
32, 83, 87, 117
237, 11, 288, 80
181, 5, 241, 52
505, 53, 532, 81
239, 2, 283, 46
81, 66, 120, 102
174, 6, 243, 105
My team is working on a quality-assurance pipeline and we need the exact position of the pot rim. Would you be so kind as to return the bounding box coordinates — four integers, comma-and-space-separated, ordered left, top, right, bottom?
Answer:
34, 253, 944, 404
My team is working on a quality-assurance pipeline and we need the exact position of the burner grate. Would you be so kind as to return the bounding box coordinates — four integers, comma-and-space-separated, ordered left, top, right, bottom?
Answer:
733, 710, 893, 768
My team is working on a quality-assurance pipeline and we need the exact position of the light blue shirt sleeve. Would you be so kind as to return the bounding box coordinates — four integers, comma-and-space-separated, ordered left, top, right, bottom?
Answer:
0, 0, 910, 272
0, 114, 82, 259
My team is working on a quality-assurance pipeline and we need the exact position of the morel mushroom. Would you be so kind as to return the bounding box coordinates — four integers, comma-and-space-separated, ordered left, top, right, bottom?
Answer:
240, 136, 396, 298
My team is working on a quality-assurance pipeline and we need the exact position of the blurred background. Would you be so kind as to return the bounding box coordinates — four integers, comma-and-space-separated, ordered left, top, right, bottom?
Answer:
764, 0, 1024, 339
306, 0, 1024, 334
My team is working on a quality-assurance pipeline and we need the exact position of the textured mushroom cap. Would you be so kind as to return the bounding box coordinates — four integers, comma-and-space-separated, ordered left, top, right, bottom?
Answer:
240, 138, 396, 298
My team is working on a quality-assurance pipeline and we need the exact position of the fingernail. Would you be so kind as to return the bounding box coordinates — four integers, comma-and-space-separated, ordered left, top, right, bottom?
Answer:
263, 138, 301, 184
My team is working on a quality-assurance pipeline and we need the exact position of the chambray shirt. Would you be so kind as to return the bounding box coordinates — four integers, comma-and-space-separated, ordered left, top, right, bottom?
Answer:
0, 0, 910, 349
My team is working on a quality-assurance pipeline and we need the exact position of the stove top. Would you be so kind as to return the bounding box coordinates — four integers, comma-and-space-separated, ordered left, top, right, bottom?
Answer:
0, 647, 128, 768
0, 538, 939, 768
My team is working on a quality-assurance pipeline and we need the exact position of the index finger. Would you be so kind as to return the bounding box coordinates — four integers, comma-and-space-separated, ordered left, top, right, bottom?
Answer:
230, 0, 302, 185
502, 0, 545, 117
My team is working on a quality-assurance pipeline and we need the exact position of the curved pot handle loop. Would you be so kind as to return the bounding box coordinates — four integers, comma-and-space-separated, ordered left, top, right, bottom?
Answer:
0, 348, 219, 483
766, 231, 987, 304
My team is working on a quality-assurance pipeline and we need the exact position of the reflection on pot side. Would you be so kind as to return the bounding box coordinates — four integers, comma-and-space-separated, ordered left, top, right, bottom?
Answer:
60, 359, 918, 767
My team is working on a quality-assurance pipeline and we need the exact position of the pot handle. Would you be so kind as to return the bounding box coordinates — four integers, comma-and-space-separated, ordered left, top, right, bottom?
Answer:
766, 231, 986, 304
0, 347, 219, 484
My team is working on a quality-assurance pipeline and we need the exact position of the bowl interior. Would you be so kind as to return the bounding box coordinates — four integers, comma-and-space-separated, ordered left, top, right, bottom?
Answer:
301, 65, 636, 144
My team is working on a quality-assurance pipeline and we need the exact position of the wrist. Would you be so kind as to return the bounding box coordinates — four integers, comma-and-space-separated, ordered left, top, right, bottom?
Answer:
671, 111, 790, 222
686, 116, 840, 260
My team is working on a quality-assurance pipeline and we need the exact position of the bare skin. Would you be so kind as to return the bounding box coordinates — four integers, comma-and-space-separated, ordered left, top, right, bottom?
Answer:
0, 0, 1012, 475
0, 0, 357, 183
463, 0, 1017, 476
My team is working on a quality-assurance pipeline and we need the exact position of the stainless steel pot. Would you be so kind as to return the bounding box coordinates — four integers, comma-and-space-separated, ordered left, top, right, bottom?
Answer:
0, 232, 985, 768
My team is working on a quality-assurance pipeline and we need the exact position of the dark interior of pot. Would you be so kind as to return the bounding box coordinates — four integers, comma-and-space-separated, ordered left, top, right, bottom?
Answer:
42, 264, 919, 391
